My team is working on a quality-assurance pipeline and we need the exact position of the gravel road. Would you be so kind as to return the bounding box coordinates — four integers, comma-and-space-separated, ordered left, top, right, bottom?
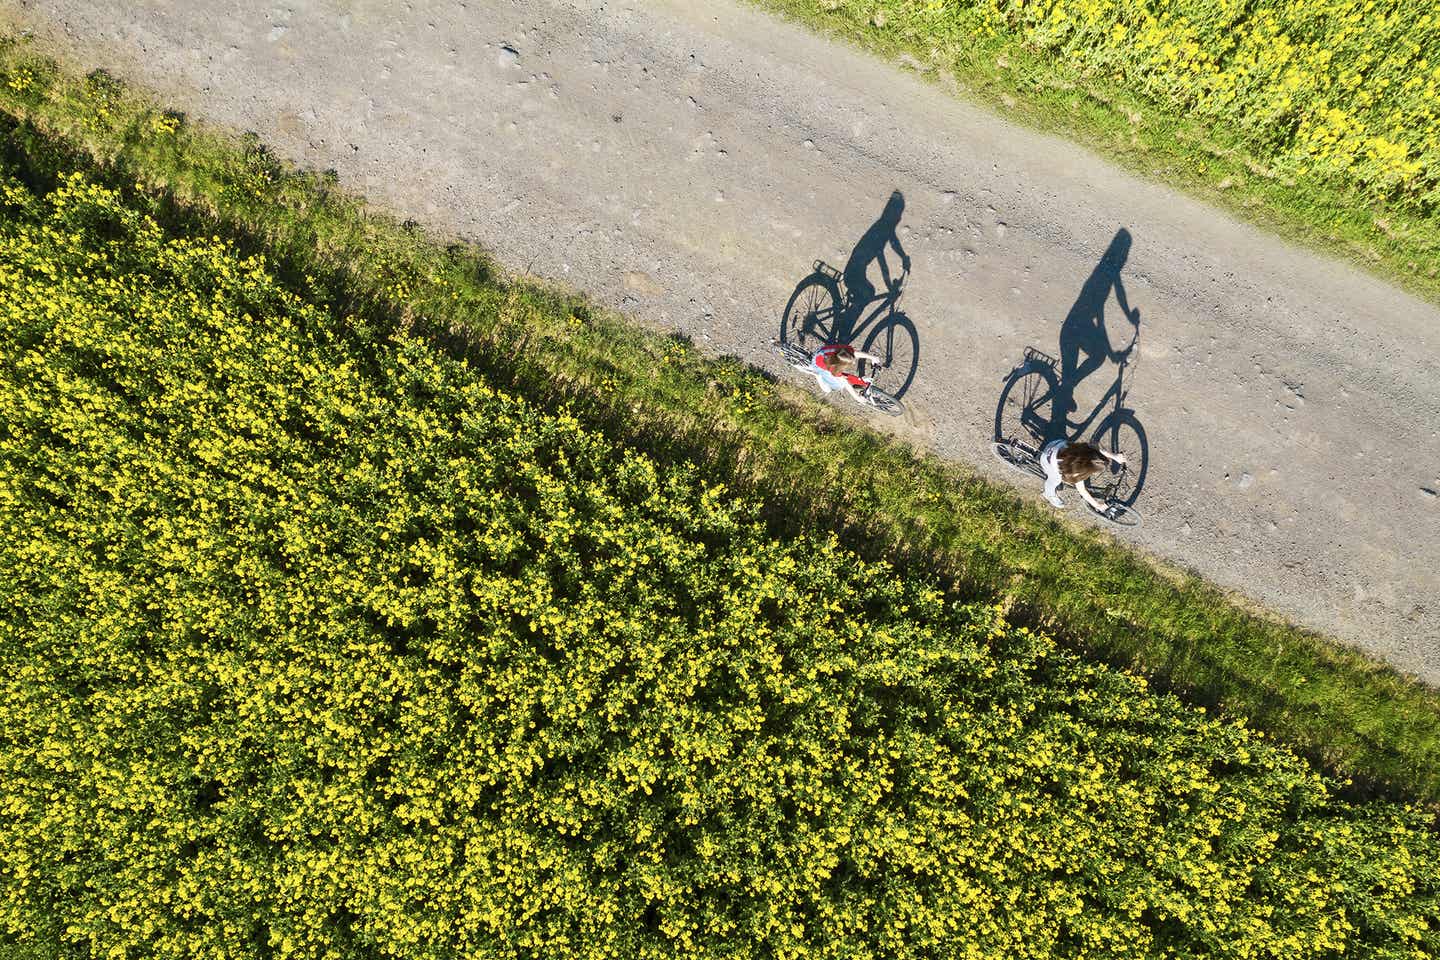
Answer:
6, 0, 1439, 684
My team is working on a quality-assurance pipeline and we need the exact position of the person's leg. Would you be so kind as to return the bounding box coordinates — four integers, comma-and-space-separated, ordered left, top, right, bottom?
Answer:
842, 266, 874, 335
1071, 349, 1107, 389
1061, 339, 1105, 386
1044, 471, 1065, 508
1041, 442, 1066, 507
1056, 334, 1082, 426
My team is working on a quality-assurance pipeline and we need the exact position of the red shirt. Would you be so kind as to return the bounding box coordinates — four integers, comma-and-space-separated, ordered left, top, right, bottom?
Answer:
812, 345, 867, 387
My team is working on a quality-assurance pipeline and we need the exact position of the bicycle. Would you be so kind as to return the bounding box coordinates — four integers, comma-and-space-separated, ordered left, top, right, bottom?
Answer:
989, 435, 1143, 527
775, 340, 906, 417
779, 260, 919, 401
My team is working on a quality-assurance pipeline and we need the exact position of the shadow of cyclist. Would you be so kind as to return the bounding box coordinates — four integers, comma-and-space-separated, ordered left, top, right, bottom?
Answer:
1050, 227, 1141, 440
838, 190, 911, 340
1047, 227, 1148, 505
779, 189, 922, 398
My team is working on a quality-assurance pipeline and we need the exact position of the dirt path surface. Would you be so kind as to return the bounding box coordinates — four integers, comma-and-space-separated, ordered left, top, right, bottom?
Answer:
8, 0, 1439, 683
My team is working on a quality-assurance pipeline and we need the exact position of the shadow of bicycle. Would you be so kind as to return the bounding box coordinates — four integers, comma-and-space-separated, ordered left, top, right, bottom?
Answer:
778, 191, 922, 399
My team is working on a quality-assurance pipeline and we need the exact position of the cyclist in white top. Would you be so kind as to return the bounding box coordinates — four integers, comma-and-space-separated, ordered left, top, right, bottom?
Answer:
1040, 439, 1127, 511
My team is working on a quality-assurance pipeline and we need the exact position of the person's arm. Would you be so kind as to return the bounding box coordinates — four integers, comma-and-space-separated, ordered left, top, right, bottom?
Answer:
1076, 479, 1107, 512
1099, 450, 1127, 466
876, 251, 895, 292
889, 231, 911, 273
1108, 277, 1138, 361
853, 349, 883, 365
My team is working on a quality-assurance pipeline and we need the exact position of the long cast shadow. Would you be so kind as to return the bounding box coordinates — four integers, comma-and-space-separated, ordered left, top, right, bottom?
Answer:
779, 190, 921, 399
840, 190, 910, 339
994, 228, 1149, 505
1053, 227, 1140, 431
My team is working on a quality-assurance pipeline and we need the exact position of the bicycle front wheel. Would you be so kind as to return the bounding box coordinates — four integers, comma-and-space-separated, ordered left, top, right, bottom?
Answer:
780, 274, 842, 352
1089, 501, 1143, 528
1090, 410, 1148, 507
861, 385, 905, 417
860, 311, 919, 399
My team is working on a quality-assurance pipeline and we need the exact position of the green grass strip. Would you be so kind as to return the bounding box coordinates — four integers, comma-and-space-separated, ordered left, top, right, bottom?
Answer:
747, 0, 1440, 305
1, 38, 1437, 806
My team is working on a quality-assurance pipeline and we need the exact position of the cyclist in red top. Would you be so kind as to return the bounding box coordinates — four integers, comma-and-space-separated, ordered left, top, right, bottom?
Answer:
811, 343, 883, 403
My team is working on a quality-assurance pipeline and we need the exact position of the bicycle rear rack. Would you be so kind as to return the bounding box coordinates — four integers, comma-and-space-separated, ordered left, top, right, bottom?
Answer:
813, 260, 842, 283
1024, 346, 1057, 368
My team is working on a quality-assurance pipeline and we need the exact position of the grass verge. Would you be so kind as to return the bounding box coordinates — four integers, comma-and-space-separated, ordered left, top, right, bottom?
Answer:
747, 0, 1440, 305
0, 39, 1438, 806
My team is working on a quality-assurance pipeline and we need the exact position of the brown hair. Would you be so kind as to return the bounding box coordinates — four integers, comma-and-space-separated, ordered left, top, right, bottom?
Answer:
823, 345, 857, 375
1057, 442, 1109, 484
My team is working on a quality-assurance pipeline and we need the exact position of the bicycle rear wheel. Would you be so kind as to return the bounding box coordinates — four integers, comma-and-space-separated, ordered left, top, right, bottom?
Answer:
861, 385, 905, 417
780, 274, 842, 352
994, 364, 1058, 447
777, 341, 813, 370
990, 439, 1044, 479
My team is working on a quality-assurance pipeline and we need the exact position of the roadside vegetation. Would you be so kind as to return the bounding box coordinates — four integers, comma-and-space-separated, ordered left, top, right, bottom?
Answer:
5, 146, 1440, 960
1, 38, 1439, 807
753, 0, 1440, 303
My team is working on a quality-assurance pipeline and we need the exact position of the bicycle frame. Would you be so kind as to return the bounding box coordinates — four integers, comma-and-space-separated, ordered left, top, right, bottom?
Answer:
1069, 358, 1132, 440
1009, 332, 1138, 443
1077, 322, 1141, 438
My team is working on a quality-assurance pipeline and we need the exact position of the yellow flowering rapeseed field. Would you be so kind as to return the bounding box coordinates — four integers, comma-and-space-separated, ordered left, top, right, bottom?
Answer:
1, 169, 1437, 958
821, 0, 1438, 215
